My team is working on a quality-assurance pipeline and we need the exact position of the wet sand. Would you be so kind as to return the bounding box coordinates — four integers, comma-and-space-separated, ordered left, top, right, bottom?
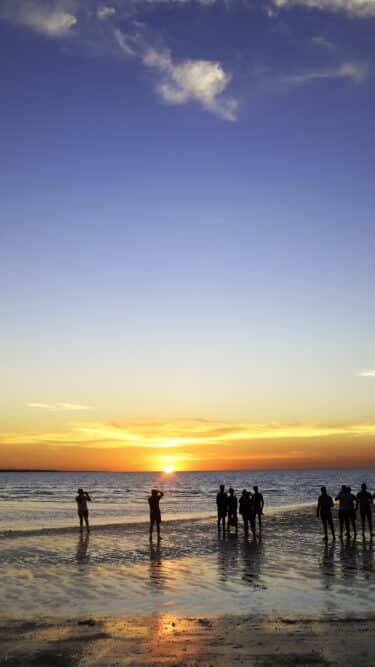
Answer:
1, 615, 375, 666
1, 506, 374, 665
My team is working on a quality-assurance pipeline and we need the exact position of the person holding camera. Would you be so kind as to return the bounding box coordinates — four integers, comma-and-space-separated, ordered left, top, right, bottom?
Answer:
76, 488, 91, 532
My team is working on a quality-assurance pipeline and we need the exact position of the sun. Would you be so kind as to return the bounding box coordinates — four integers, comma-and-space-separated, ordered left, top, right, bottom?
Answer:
163, 465, 174, 474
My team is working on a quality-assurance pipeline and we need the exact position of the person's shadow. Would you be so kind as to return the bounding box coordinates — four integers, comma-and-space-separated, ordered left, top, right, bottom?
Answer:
76, 533, 90, 565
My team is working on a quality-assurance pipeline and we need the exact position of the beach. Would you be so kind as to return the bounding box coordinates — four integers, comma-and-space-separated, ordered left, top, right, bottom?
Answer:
2, 614, 375, 666
1, 505, 375, 665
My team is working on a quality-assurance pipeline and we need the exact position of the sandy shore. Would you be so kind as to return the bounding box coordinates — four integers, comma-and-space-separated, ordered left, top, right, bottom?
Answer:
1, 507, 374, 665
1, 614, 375, 666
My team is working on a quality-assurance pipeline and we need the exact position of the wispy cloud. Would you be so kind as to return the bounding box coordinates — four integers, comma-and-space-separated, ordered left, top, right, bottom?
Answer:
358, 370, 375, 377
26, 402, 92, 411
5, 418, 375, 448
114, 28, 238, 120
0, 1, 77, 37
97, 5, 116, 20
280, 61, 369, 88
311, 35, 335, 50
271, 0, 375, 18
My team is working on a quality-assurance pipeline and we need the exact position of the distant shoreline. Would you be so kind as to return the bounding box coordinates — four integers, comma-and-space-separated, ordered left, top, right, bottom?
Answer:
1, 465, 375, 474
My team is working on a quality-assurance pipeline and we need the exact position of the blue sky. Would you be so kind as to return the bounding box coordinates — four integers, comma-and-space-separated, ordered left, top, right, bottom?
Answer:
1, 0, 375, 469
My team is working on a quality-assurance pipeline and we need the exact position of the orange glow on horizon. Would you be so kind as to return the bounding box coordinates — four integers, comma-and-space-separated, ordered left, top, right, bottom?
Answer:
1, 418, 375, 472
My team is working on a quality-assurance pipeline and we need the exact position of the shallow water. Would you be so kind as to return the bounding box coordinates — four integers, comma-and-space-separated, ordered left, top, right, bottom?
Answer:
0, 468, 374, 532
1, 508, 374, 619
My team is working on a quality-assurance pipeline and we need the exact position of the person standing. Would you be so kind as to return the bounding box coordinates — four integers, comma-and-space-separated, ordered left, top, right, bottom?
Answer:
347, 486, 357, 538
239, 489, 250, 535
149, 489, 164, 541
357, 483, 373, 538
252, 486, 264, 534
76, 488, 91, 533
335, 486, 351, 538
317, 486, 335, 541
227, 488, 238, 533
216, 484, 228, 532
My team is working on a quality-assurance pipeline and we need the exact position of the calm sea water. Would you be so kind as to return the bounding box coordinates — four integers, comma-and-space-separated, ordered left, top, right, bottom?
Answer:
0, 468, 374, 532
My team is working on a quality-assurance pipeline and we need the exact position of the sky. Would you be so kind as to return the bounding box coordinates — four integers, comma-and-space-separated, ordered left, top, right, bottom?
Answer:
1, 0, 375, 472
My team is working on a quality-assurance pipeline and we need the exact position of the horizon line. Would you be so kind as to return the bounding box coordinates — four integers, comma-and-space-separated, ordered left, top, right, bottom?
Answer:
0, 465, 374, 474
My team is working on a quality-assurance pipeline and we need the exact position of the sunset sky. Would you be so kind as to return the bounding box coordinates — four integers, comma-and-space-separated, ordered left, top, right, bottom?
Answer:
1, 0, 375, 472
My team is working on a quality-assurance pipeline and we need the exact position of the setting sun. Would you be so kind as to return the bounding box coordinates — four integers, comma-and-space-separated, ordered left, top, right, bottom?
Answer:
164, 466, 174, 474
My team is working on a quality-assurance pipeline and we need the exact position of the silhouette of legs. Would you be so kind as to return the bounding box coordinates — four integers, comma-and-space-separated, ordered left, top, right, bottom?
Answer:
79, 511, 89, 532
361, 510, 373, 538
322, 512, 335, 541
338, 510, 344, 538
217, 514, 226, 533
339, 511, 350, 539
350, 511, 357, 538
344, 513, 350, 538
150, 519, 161, 542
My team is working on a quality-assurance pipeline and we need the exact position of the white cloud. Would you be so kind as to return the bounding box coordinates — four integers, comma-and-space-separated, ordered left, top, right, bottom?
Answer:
1, 1, 77, 37
358, 370, 375, 377
97, 5, 116, 19
114, 29, 238, 120
27, 402, 92, 411
272, 0, 375, 18
280, 61, 368, 87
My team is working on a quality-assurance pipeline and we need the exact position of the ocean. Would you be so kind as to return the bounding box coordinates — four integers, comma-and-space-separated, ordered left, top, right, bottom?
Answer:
0, 467, 373, 533
1, 468, 374, 619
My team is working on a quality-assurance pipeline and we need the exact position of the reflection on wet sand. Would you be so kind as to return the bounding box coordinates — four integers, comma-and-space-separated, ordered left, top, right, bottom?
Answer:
319, 543, 336, 590
1, 508, 374, 618
240, 537, 264, 588
217, 533, 240, 583
149, 543, 164, 591
339, 538, 358, 581
76, 533, 90, 565
361, 539, 374, 578
216, 533, 264, 591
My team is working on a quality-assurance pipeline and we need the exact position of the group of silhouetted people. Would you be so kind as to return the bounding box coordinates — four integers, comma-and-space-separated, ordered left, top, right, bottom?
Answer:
75, 481, 374, 545
317, 483, 374, 541
216, 484, 264, 538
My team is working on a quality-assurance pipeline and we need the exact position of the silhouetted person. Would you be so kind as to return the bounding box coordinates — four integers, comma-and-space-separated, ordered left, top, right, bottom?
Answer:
76, 488, 91, 532
227, 488, 238, 533
149, 489, 164, 541
252, 486, 264, 533
357, 483, 373, 538
216, 484, 228, 532
239, 489, 250, 535
347, 486, 357, 538
317, 486, 335, 541
335, 485, 351, 538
